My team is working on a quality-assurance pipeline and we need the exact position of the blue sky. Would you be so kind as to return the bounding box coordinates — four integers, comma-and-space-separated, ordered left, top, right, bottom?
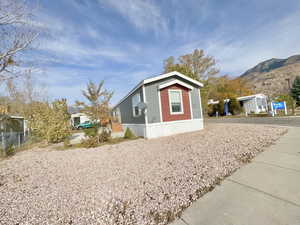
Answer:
31, 0, 300, 105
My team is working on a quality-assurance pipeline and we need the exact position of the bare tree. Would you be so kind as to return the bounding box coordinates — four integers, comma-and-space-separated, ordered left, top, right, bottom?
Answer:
0, 0, 39, 81
5, 69, 47, 116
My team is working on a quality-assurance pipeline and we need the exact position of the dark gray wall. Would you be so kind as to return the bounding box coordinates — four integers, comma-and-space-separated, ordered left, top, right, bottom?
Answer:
144, 82, 161, 123
115, 87, 145, 124
145, 76, 203, 123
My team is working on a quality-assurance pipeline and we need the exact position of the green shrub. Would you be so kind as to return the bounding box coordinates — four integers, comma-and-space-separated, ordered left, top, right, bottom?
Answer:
29, 99, 71, 144
229, 98, 242, 115
124, 128, 135, 139
5, 144, 16, 157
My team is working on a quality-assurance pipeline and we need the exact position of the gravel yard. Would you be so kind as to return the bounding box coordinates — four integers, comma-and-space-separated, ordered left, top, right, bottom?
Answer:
0, 124, 287, 225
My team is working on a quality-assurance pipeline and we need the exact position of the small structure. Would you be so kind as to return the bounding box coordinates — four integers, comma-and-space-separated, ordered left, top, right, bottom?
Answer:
112, 71, 204, 139
70, 113, 90, 128
0, 115, 27, 153
237, 94, 268, 114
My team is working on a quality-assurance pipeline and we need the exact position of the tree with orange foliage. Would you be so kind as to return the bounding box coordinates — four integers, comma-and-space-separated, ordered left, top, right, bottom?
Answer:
209, 75, 253, 100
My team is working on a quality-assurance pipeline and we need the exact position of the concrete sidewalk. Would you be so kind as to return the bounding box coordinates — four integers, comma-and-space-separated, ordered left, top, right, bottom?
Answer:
172, 127, 300, 225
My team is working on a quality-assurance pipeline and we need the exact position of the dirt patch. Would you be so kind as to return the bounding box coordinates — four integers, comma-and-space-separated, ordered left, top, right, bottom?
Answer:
0, 124, 287, 225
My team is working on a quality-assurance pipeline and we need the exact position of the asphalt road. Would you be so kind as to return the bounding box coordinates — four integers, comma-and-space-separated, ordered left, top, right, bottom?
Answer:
206, 116, 300, 127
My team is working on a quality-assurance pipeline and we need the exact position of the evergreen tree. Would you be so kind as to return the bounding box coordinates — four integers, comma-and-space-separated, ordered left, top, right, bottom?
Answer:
229, 98, 242, 115
291, 76, 300, 106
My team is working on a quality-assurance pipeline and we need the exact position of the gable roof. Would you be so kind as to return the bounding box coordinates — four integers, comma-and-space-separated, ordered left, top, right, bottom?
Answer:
158, 79, 194, 90
144, 71, 203, 87
114, 71, 203, 108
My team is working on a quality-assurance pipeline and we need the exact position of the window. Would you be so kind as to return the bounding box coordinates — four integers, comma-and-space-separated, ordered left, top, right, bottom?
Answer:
132, 93, 141, 117
169, 90, 183, 114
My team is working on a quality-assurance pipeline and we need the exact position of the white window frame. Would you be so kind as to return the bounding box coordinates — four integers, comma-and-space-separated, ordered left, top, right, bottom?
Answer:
132, 93, 142, 117
168, 89, 184, 115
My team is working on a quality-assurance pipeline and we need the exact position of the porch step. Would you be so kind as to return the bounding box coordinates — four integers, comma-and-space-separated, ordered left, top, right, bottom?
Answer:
112, 122, 123, 132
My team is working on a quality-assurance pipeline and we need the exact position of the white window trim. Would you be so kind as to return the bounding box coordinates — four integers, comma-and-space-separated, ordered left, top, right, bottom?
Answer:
169, 89, 184, 115
132, 93, 142, 117
188, 91, 193, 119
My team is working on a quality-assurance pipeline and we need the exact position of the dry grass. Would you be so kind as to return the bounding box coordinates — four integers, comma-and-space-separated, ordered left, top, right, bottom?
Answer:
0, 124, 287, 225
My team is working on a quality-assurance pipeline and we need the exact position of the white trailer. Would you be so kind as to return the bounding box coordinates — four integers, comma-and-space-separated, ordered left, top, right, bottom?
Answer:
237, 94, 268, 114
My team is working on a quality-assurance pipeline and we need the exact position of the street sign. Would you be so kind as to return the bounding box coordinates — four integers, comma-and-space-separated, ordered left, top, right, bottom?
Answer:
272, 102, 285, 110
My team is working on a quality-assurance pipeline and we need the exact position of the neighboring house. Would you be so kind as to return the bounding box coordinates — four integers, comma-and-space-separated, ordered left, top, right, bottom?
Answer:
70, 113, 90, 127
112, 71, 204, 139
237, 94, 268, 114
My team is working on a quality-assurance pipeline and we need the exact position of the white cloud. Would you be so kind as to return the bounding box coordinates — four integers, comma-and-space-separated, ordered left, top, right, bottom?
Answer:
40, 36, 128, 62
100, 0, 168, 35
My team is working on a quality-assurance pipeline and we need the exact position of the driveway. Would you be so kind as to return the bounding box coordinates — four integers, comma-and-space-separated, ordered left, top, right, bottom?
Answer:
172, 127, 300, 225
207, 116, 300, 127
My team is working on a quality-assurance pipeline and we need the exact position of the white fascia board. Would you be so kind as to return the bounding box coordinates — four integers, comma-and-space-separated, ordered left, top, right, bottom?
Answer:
144, 71, 204, 87
237, 93, 267, 101
158, 79, 194, 90
10, 116, 24, 119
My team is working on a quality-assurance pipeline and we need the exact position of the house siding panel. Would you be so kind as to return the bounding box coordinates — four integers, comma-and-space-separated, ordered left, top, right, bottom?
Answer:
160, 84, 191, 122
191, 88, 202, 119
117, 87, 145, 124
144, 82, 161, 123
145, 76, 202, 123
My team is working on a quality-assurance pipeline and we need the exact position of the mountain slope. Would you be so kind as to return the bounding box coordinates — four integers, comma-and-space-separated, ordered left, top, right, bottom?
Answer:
241, 55, 300, 77
240, 55, 300, 97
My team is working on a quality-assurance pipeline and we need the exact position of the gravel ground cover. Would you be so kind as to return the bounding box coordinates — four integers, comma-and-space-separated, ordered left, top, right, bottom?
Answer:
0, 124, 287, 225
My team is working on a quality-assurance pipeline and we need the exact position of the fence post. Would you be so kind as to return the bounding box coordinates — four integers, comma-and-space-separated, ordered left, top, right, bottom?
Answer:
270, 102, 275, 117
1, 132, 3, 156
284, 101, 288, 115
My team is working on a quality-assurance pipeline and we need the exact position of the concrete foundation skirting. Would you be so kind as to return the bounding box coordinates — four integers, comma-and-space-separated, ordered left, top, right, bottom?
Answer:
122, 124, 147, 138
123, 119, 203, 139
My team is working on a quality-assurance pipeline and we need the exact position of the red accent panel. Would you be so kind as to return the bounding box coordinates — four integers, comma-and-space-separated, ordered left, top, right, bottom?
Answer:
160, 84, 191, 122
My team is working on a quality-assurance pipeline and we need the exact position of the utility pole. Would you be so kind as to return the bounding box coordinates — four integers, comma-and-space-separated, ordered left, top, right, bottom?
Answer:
286, 78, 295, 115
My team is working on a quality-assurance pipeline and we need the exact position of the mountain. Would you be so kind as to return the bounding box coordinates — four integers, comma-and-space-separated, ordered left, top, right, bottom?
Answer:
240, 54, 300, 97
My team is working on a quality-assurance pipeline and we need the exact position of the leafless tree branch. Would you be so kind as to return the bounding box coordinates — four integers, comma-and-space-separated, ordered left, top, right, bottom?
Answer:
0, 0, 40, 81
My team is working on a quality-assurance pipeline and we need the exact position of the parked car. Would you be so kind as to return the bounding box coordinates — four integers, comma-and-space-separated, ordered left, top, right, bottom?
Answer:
75, 121, 95, 129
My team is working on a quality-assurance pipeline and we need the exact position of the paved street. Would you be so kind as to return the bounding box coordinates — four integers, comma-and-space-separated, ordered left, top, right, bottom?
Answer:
207, 116, 300, 127
172, 127, 300, 225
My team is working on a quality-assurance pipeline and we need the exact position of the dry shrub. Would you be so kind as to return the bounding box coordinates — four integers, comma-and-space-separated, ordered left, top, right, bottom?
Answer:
81, 136, 99, 148
81, 129, 111, 148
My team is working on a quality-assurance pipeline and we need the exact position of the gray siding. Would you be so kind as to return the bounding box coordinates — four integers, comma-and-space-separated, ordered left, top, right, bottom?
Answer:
116, 87, 145, 124
243, 99, 257, 113
144, 76, 203, 123
190, 88, 202, 119
144, 82, 161, 123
